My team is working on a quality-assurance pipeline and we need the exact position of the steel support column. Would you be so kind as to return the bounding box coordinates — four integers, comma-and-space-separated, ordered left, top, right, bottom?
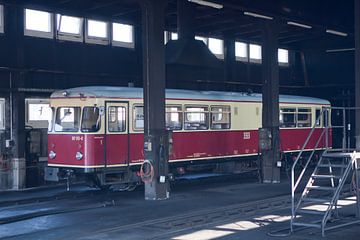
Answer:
261, 20, 280, 183
355, 0, 360, 150
177, 0, 195, 40
140, 0, 169, 200
8, 5, 26, 189
224, 37, 236, 82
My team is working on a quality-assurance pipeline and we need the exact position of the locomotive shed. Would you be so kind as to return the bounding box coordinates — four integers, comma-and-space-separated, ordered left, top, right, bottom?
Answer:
1, 0, 360, 239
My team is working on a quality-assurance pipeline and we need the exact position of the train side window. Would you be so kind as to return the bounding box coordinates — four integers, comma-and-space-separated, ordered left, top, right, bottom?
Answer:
210, 105, 231, 129
297, 108, 312, 128
315, 109, 321, 127
133, 105, 144, 130
184, 106, 209, 130
108, 106, 126, 132
55, 107, 81, 132
280, 108, 296, 128
81, 107, 100, 132
166, 105, 182, 130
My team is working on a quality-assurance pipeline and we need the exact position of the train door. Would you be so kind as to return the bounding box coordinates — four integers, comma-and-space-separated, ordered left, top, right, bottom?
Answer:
105, 101, 129, 167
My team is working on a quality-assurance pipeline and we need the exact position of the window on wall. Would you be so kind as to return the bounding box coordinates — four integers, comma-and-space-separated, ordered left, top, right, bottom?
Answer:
56, 14, 83, 42
210, 106, 231, 129
208, 37, 224, 59
112, 22, 134, 48
0, 5, 4, 33
195, 35, 207, 44
235, 41, 248, 62
249, 44, 262, 63
184, 106, 209, 130
26, 100, 52, 129
278, 48, 289, 66
24, 9, 54, 38
85, 19, 109, 45
166, 105, 182, 130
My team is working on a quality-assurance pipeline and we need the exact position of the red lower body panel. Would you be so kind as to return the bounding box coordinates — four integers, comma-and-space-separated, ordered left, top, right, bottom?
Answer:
48, 128, 330, 168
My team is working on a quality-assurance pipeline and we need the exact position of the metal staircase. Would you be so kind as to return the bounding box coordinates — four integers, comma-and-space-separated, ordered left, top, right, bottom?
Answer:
290, 107, 360, 237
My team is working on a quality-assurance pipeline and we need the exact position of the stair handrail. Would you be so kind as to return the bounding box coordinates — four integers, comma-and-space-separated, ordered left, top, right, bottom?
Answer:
291, 108, 329, 230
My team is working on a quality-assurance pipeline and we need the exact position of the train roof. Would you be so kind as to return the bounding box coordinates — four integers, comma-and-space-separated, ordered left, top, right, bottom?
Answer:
51, 86, 331, 105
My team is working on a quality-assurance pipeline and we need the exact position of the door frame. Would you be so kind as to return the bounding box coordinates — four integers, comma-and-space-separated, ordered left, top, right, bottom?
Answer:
104, 100, 130, 168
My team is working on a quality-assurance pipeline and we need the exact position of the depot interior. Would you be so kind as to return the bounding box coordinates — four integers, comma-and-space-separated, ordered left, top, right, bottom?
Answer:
0, 0, 356, 189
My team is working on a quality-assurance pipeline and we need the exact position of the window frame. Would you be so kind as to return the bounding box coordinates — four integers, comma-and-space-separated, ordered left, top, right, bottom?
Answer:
112, 22, 135, 48
210, 105, 231, 130
25, 99, 53, 129
315, 108, 322, 128
54, 106, 81, 133
297, 108, 312, 128
278, 48, 289, 67
85, 19, 110, 45
24, 8, 54, 39
81, 106, 101, 133
56, 14, 84, 42
208, 37, 224, 59
165, 105, 183, 131
184, 105, 209, 131
279, 107, 296, 128
249, 43, 262, 64
133, 104, 144, 131
107, 106, 127, 133
0, 5, 4, 34
235, 41, 248, 62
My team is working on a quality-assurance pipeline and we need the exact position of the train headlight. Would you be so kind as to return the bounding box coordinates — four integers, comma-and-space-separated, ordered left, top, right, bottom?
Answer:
76, 152, 83, 160
49, 150, 56, 159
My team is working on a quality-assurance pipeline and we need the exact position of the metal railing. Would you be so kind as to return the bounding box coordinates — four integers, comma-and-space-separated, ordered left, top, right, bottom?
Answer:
290, 106, 360, 233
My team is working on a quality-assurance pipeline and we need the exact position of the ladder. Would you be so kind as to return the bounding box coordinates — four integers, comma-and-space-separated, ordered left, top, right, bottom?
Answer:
290, 107, 360, 237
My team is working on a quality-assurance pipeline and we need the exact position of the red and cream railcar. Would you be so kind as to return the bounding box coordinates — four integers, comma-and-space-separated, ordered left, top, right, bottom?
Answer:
46, 86, 331, 184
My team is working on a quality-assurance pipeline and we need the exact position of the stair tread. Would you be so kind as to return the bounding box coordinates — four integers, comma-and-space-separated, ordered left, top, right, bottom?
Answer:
312, 174, 341, 179
317, 164, 348, 168
297, 209, 326, 215
302, 197, 332, 203
322, 152, 353, 158
292, 222, 322, 228
307, 186, 336, 191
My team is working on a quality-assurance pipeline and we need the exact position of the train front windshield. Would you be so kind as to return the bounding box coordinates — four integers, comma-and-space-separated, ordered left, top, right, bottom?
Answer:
51, 106, 100, 133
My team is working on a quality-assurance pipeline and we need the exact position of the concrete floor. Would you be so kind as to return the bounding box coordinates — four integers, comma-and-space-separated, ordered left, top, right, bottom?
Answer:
0, 176, 359, 240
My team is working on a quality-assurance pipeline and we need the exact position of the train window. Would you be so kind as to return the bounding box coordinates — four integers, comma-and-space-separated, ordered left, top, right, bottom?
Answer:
133, 106, 144, 130
108, 106, 126, 132
54, 107, 81, 132
184, 106, 209, 130
166, 105, 182, 130
297, 108, 312, 128
315, 109, 321, 127
280, 108, 296, 128
81, 107, 100, 132
210, 106, 231, 129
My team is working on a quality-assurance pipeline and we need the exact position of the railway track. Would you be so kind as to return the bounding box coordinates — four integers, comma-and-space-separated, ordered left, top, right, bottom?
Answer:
77, 194, 292, 240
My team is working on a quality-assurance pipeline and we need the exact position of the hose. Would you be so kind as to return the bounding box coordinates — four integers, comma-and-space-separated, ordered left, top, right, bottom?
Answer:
140, 159, 154, 183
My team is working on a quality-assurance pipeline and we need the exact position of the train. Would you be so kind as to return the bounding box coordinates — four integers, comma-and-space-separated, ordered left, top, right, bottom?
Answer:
45, 86, 331, 188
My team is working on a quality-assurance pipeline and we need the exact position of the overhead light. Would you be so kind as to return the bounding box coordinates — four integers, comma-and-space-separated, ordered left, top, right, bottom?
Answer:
244, 11, 273, 20
287, 21, 312, 29
326, 48, 354, 53
188, 0, 223, 9
326, 29, 348, 37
